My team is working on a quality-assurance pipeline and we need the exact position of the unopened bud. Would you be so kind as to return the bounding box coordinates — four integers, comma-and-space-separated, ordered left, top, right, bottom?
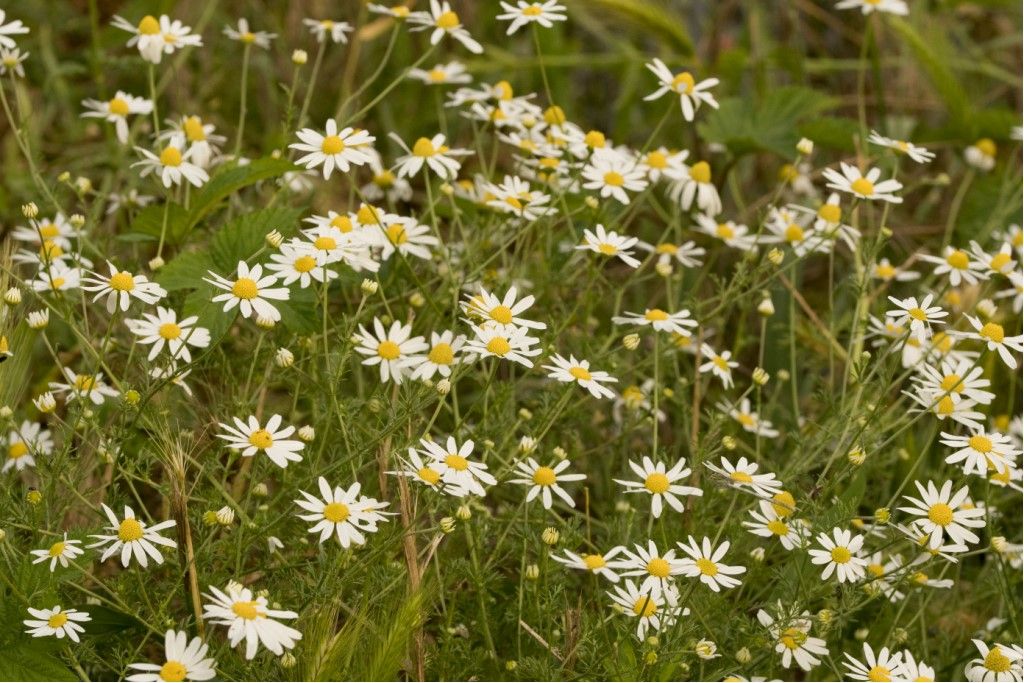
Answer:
524, 564, 540, 580
21, 202, 39, 218
3, 287, 22, 305
291, 49, 307, 65
27, 489, 43, 505
456, 505, 472, 521
776, 369, 791, 382
275, 347, 294, 368
847, 445, 866, 466
992, 536, 1008, 552
215, 506, 235, 525
436, 378, 451, 395
409, 292, 425, 308
33, 392, 57, 413
298, 425, 315, 442
148, 256, 165, 271
584, 196, 599, 210
796, 137, 814, 155
541, 527, 559, 545
976, 299, 997, 319
757, 296, 775, 317
752, 367, 769, 386
519, 436, 537, 453
552, 446, 567, 460
280, 652, 296, 669
124, 389, 141, 407
818, 609, 833, 626
253, 482, 269, 497
440, 516, 456, 533
655, 261, 673, 277
518, 407, 533, 420
255, 315, 276, 329
767, 248, 784, 265
623, 333, 640, 350
361, 279, 379, 296
722, 435, 737, 451
27, 310, 48, 329
874, 508, 890, 524
265, 230, 283, 248
735, 647, 751, 664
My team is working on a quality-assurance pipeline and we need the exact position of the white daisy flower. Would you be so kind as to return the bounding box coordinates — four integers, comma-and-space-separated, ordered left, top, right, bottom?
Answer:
303, 18, 353, 43
391, 132, 471, 179
508, 457, 586, 509
29, 533, 85, 572
204, 261, 290, 322
408, 330, 466, 380
353, 318, 429, 384
48, 369, 119, 405
676, 536, 746, 592
743, 500, 809, 550
576, 224, 641, 268
289, 119, 376, 179
637, 240, 705, 269
23, 605, 90, 643
293, 476, 393, 547
376, 215, 440, 261
914, 357, 994, 405
718, 398, 781, 438
606, 580, 684, 640
462, 285, 547, 330
757, 607, 829, 671
822, 162, 903, 203
88, 504, 177, 568
666, 160, 721, 214
389, 447, 467, 496
223, 18, 275, 48
612, 540, 687, 594
581, 151, 648, 205
898, 479, 986, 547
551, 547, 625, 583
0, 10, 29, 49
408, 61, 473, 86
698, 343, 738, 388
919, 246, 989, 287
80, 91, 152, 143
160, 115, 226, 170
807, 527, 867, 582
835, 0, 908, 14
125, 306, 210, 362
0, 46, 28, 78
843, 643, 904, 682
265, 241, 336, 289
870, 257, 919, 282
497, 1, 567, 34
81, 261, 166, 313
202, 584, 301, 660
704, 456, 782, 497
885, 294, 947, 342
612, 307, 697, 336
133, 134, 210, 188
954, 315, 1023, 369
127, 629, 217, 681
408, 1, 483, 54
939, 430, 1019, 477
694, 213, 759, 252
868, 130, 935, 163
543, 353, 617, 399
613, 456, 703, 518
3, 420, 53, 473
642, 58, 719, 121
418, 436, 497, 497
969, 240, 1017, 276
964, 640, 1022, 682
216, 414, 305, 469
464, 323, 542, 367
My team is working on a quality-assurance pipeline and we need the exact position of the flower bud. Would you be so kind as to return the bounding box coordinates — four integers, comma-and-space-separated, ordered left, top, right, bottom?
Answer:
215, 506, 235, 525
518, 407, 533, 421
436, 378, 451, 395
280, 652, 296, 669
0, 404, 11, 418
275, 347, 294, 368
622, 333, 640, 350
735, 647, 751, 664
796, 137, 814, 155
409, 292, 425, 308
552, 446, 567, 460
361, 279, 379, 296
505, 660, 518, 672
21, 202, 39, 218
976, 299, 997, 319
253, 482, 269, 497
291, 49, 307, 65
27, 489, 43, 505
524, 564, 540, 580
439, 516, 456, 533
818, 609, 833, 626
695, 640, 717, 660
298, 425, 315, 442
519, 436, 537, 453
655, 261, 673, 277
749, 547, 765, 562
456, 504, 472, 521
874, 508, 890, 524
584, 196, 599, 210
34, 392, 57, 413
767, 248, 784, 265
27, 310, 48, 329
265, 230, 283, 248
854, 627, 869, 641
752, 367, 769, 386
776, 369, 791, 382
439, 182, 454, 196
541, 527, 559, 545
124, 389, 141, 407
3, 287, 21, 305
757, 296, 775, 317
847, 444, 866, 466
255, 315, 276, 329
148, 256, 165, 271
722, 435, 737, 451
992, 536, 1008, 552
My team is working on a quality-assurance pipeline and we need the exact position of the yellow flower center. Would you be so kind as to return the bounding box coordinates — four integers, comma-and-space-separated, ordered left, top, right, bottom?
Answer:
158, 322, 182, 340
138, 15, 161, 35
488, 305, 514, 325
975, 138, 996, 158
603, 171, 625, 187
314, 235, 338, 251
729, 470, 753, 484
330, 215, 354, 232
544, 106, 566, 125
779, 627, 806, 650
412, 137, 436, 157
980, 322, 1004, 343
867, 665, 892, 681
646, 151, 667, 169
936, 395, 955, 416
583, 554, 606, 569
183, 116, 206, 141
532, 466, 557, 486
927, 502, 954, 526
585, 130, 606, 148
48, 541, 66, 557
940, 373, 964, 393
644, 308, 669, 322
417, 467, 440, 485
568, 366, 592, 381
969, 435, 993, 453
158, 661, 188, 682
231, 277, 258, 299
990, 252, 1010, 270
830, 546, 852, 564
672, 71, 695, 94
159, 146, 183, 167
944, 250, 969, 271
716, 223, 734, 239
108, 97, 130, 116
696, 558, 718, 576
689, 161, 711, 184
321, 135, 345, 154
293, 255, 317, 273
118, 518, 144, 542
8, 441, 28, 459
644, 472, 670, 494
232, 600, 262, 620
597, 242, 619, 255
109, 271, 135, 291
48, 612, 69, 629
445, 454, 469, 471
818, 203, 841, 223
74, 375, 96, 392
772, 491, 796, 517
868, 563, 885, 577
523, 4, 544, 16
632, 597, 658, 617
377, 340, 401, 360
646, 557, 671, 578
737, 413, 755, 427
323, 501, 350, 523
850, 177, 875, 196
38, 222, 60, 238
357, 205, 383, 225
486, 337, 511, 356
248, 429, 273, 449
436, 10, 460, 29
428, 342, 454, 365
875, 263, 896, 279
779, 164, 798, 182
767, 519, 789, 536
907, 307, 928, 322
983, 646, 1012, 673
385, 223, 408, 245
784, 224, 805, 243
41, 241, 64, 260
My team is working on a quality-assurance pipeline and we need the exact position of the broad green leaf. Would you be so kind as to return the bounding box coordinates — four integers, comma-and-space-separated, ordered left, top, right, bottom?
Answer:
155, 250, 217, 291
210, 206, 303, 272
798, 116, 861, 153
124, 202, 189, 246
187, 157, 297, 228
0, 642, 77, 681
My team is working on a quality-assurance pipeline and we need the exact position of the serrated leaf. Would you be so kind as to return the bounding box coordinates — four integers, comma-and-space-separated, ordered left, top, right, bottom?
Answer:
187, 157, 297, 228
798, 116, 861, 153
210, 206, 303, 272
124, 202, 189, 246
155, 250, 217, 291
0, 642, 77, 681
277, 285, 319, 335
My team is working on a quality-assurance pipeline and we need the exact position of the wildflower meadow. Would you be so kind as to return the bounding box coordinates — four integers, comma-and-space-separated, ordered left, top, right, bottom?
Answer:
1, 1, 1022, 681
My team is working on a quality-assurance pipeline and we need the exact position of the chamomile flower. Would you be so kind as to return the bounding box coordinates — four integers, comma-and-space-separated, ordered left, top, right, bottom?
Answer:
462, 285, 547, 330
464, 323, 542, 367
134, 135, 209, 188
497, 1, 567, 34
408, 1, 483, 54
552, 547, 626, 583
409, 61, 472, 86
390, 447, 466, 496
886, 294, 948, 343
49, 368, 119, 405
637, 240, 705, 269
360, 149, 414, 202
88, 504, 177, 568
613, 541, 687, 593
666, 160, 721, 214
290, 119, 375, 179
418, 437, 496, 497
836, 0, 908, 13
162, 115, 226, 169
899, 479, 986, 547
409, 330, 466, 380
808, 527, 867, 582
965, 640, 1022, 682
0, 47, 28, 78
720, 398, 781, 438
698, 344, 738, 388
576, 225, 641, 268
639, 146, 689, 182
940, 430, 1019, 476
483, 175, 556, 221
676, 537, 746, 592
391, 132, 470, 179
906, 389, 987, 431
3, 420, 52, 473
0, 10, 28, 49
110, 15, 176, 64
900, 651, 936, 681
581, 152, 648, 205
757, 608, 829, 671
919, 246, 988, 287
30, 533, 85, 571
970, 241, 1017, 276
543, 353, 618, 399
294, 476, 392, 547
80, 91, 152, 143
843, 643, 905, 682
643, 58, 719, 121
353, 318, 429, 384
868, 130, 935, 163
12, 213, 78, 248
216, 415, 305, 469
303, 18, 353, 44
955, 315, 1023, 369
694, 214, 759, 252
613, 456, 703, 518
127, 629, 217, 682
265, 241, 335, 289
914, 358, 994, 405
24, 606, 90, 643
822, 162, 903, 203
612, 307, 697, 336
964, 139, 998, 172
376, 216, 440, 261
80, 261, 166, 313
607, 580, 683, 640
509, 457, 586, 509
744, 500, 808, 550
223, 19, 275, 48
704, 456, 782, 497
871, 257, 919, 282
124, 308, 209, 363
205, 261, 290, 322
761, 206, 828, 257
202, 584, 301, 660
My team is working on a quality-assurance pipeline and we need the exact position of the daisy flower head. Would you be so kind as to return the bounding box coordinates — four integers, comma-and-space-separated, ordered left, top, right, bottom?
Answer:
369, 4, 416, 20
612, 307, 697, 336
81, 91, 152, 144
204, 261, 290, 322
899, 479, 986, 547
639, 146, 689, 182
497, 1, 567, 34
704, 456, 782, 497
612, 541, 687, 593
409, 330, 466, 380
543, 353, 618, 399
30, 533, 85, 571
126, 308, 208, 362
955, 315, 1023, 369
940, 430, 1019, 477
899, 651, 936, 682
134, 134, 209, 188
744, 500, 808, 550
110, 15, 169, 63
871, 257, 919, 282
162, 114, 226, 169
49, 368, 119, 405
508, 457, 586, 509
202, 584, 301, 660
303, 18, 353, 44
914, 357, 994, 405
757, 608, 829, 671
0, 10, 28, 49
0, 47, 28, 78
88, 504, 177, 568
965, 138, 997, 172
391, 132, 470, 179
216, 414, 304, 469
290, 119, 375, 179
482, 174, 556, 221
81, 261, 166, 313
637, 239, 705, 269
462, 285, 547, 330
761, 206, 829, 257
223, 18, 275, 48
843, 643, 905, 682
886, 294, 947, 342
694, 213, 759, 251
919, 246, 988, 287
581, 150, 648, 205
965, 640, 1022, 682
676, 536, 746, 592
808, 527, 867, 582
698, 343, 738, 388
836, 0, 908, 14
551, 547, 625, 583
376, 215, 440, 261
464, 323, 542, 367
408, 1, 484, 53
353, 318, 429, 384
11, 212, 78, 248
666, 159, 721, 214
613, 456, 703, 518
127, 629, 217, 682
265, 241, 336, 289
822, 162, 903, 203
24, 605, 90, 643
643, 58, 719, 121
576, 224, 641, 268
418, 436, 497, 497
720, 398, 781, 438
607, 579, 684, 640
294, 477, 392, 547
970, 240, 1017, 276
390, 447, 467, 496
868, 130, 935, 163
3, 420, 53, 473
408, 61, 473, 86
